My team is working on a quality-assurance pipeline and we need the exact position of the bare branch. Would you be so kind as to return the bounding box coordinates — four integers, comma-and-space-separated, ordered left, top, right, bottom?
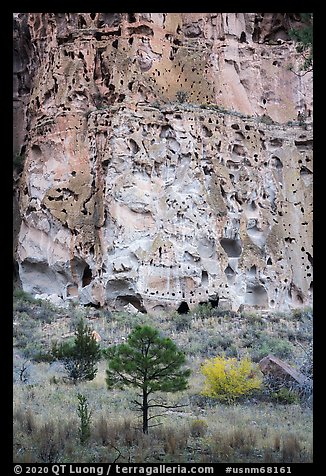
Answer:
110, 370, 142, 388
108, 444, 124, 464
290, 67, 313, 77
18, 360, 30, 383
148, 402, 188, 410
131, 399, 142, 407
147, 413, 169, 421
148, 422, 163, 428
289, 50, 313, 77
148, 396, 166, 405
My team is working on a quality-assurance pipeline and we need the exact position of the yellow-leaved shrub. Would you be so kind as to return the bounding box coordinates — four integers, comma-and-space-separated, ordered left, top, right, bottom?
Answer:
201, 356, 262, 403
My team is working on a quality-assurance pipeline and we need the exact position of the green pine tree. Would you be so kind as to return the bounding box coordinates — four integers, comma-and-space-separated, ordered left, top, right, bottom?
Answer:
77, 393, 92, 444
53, 319, 101, 383
105, 325, 190, 434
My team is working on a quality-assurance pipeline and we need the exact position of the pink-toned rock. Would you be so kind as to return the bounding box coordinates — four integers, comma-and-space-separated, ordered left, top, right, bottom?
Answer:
91, 331, 101, 342
13, 13, 313, 314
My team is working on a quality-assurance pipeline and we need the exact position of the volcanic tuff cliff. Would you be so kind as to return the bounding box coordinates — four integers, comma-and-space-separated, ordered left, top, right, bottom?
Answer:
13, 13, 313, 313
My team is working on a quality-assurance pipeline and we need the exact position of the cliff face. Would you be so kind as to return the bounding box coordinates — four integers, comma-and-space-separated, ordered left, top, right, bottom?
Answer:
13, 13, 313, 313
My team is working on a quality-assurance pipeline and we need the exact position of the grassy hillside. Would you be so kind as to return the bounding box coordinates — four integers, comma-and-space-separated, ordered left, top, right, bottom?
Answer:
13, 289, 313, 463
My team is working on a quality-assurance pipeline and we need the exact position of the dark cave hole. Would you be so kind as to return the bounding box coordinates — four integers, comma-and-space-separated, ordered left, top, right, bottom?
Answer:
82, 264, 92, 287
201, 270, 208, 284
199, 297, 219, 308
84, 302, 101, 309
306, 251, 313, 266
177, 301, 190, 314
240, 31, 246, 43
127, 13, 136, 23
209, 297, 219, 308
220, 238, 242, 258
78, 15, 87, 29
31, 144, 42, 156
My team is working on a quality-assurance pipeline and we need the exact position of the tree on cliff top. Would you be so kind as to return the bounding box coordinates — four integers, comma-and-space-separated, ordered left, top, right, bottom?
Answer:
289, 13, 313, 74
105, 325, 190, 434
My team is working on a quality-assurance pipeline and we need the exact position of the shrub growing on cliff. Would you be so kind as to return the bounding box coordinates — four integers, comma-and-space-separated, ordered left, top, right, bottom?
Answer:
176, 90, 188, 103
289, 13, 313, 72
201, 356, 262, 403
52, 319, 101, 383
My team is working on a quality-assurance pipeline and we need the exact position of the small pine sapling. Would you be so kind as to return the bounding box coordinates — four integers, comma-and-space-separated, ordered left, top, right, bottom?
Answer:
77, 393, 92, 444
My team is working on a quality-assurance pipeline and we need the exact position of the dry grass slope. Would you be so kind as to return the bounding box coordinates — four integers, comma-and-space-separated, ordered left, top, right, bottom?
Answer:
13, 290, 313, 463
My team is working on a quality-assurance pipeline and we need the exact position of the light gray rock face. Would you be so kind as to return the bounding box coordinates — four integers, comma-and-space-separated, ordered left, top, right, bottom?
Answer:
13, 13, 313, 313
16, 104, 313, 313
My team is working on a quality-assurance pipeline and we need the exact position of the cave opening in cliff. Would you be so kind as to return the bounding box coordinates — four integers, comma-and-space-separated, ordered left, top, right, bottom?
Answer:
84, 302, 101, 309
177, 301, 190, 314
240, 31, 246, 43
220, 238, 242, 257
82, 264, 92, 287
127, 13, 136, 22
245, 284, 268, 306
201, 270, 208, 284
209, 297, 219, 308
199, 297, 219, 308
116, 295, 147, 313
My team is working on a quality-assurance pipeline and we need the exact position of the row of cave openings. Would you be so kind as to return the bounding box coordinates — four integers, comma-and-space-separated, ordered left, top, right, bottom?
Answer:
80, 261, 219, 315
80, 262, 311, 315
114, 296, 220, 315
176, 297, 219, 315
79, 224, 311, 312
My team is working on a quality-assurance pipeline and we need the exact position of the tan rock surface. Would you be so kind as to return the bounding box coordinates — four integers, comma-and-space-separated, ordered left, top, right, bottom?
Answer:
13, 13, 313, 313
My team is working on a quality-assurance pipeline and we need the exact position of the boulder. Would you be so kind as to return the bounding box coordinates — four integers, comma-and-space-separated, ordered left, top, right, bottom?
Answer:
91, 330, 101, 342
124, 303, 141, 315
259, 354, 310, 387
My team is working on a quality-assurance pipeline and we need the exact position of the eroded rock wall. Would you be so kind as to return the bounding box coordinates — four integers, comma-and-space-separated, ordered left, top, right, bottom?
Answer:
13, 13, 313, 313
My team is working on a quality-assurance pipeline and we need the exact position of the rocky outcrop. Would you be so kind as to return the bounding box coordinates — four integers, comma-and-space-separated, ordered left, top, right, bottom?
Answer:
259, 354, 311, 388
13, 13, 313, 313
